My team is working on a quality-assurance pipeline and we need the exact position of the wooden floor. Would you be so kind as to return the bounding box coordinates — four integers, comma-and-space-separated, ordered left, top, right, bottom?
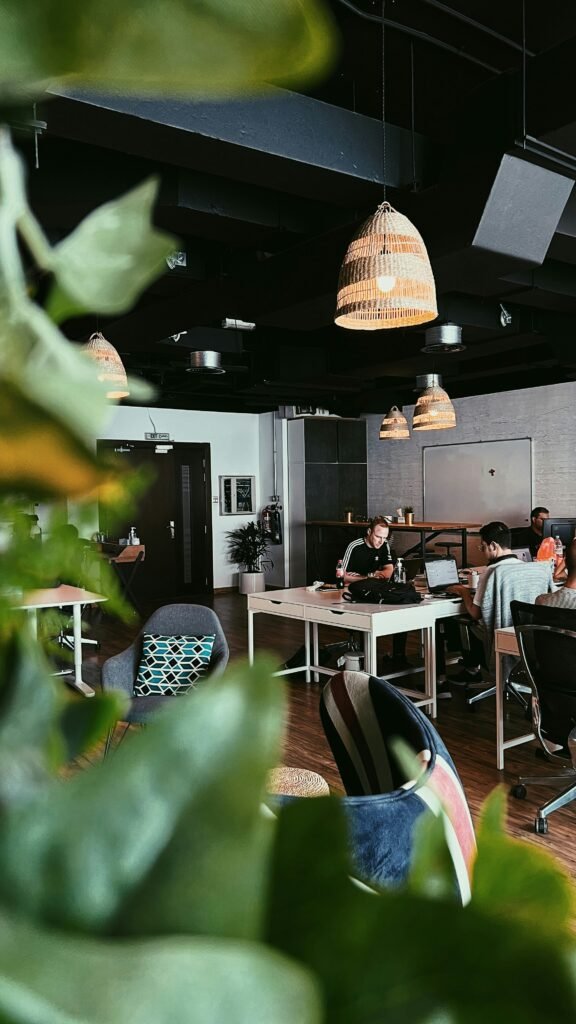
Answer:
81, 592, 576, 878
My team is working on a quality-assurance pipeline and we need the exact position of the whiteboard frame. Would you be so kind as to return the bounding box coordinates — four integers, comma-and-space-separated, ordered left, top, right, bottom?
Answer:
422, 438, 533, 524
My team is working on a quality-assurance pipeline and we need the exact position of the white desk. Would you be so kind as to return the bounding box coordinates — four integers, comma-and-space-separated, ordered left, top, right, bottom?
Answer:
18, 585, 107, 698
247, 587, 463, 718
495, 626, 535, 770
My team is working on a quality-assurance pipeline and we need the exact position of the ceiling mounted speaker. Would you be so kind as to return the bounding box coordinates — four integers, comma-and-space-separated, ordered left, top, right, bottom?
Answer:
186, 351, 226, 374
421, 323, 465, 354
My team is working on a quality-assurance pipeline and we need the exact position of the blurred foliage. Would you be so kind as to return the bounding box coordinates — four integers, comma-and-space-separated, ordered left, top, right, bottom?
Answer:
0, 0, 336, 100
0, 2, 575, 1023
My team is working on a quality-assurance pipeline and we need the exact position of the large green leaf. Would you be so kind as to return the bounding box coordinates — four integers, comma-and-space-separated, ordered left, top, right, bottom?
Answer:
472, 788, 575, 935
0, 627, 61, 802
0, 658, 284, 940
0, 0, 336, 100
0, 907, 322, 1024
47, 179, 176, 319
265, 799, 576, 1024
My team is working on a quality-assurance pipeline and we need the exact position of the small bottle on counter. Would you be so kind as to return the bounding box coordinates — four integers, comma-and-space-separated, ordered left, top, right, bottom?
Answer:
128, 526, 140, 545
394, 557, 406, 584
335, 559, 345, 589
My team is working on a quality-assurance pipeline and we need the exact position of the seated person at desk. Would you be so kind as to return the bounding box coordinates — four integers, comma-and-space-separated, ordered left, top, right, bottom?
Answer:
537, 538, 576, 609
445, 520, 554, 683
341, 516, 409, 670
513, 506, 549, 559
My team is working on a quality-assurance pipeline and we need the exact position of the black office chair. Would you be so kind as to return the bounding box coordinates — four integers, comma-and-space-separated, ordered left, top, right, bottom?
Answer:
510, 600, 576, 835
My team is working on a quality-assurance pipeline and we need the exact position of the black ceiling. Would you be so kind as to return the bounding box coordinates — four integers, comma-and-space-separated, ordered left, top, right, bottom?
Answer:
21, 0, 576, 413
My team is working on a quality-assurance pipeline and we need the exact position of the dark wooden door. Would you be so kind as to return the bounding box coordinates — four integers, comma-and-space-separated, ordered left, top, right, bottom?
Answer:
97, 441, 213, 601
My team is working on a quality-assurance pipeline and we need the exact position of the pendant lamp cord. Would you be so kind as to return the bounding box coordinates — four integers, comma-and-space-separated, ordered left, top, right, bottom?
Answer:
521, 0, 526, 148
411, 41, 417, 191
381, 0, 387, 201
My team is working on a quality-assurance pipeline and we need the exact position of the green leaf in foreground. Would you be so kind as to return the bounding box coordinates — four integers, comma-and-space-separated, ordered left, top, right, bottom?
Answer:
47, 178, 176, 319
472, 787, 575, 935
0, 658, 284, 942
0, 0, 337, 99
0, 907, 322, 1024
265, 798, 576, 1024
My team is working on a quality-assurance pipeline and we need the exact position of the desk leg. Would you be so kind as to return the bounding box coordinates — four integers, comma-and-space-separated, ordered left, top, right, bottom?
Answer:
71, 605, 95, 698
248, 609, 255, 665
305, 621, 311, 683
367, 630, 377, 676
496, 650, 504, 770
424, 625, 437, 719
312, 622, 320, 683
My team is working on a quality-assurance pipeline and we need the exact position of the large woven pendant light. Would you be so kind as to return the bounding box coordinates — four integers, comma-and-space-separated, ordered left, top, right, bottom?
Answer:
335, 3, 437, 330
412, 373, 456, 431
379, 405, 410, 439
83, 332, 129, 400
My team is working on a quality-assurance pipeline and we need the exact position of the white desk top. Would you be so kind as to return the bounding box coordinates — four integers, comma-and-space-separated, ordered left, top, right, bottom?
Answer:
18, 585, 107, 610
249, 586, 461, 616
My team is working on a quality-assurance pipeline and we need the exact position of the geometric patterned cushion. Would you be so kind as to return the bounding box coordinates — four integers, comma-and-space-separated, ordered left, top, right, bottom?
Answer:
134, 633, 216, 697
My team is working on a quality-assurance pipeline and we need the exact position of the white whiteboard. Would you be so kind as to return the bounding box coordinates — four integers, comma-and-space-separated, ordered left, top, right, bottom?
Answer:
423, 439, 532, 524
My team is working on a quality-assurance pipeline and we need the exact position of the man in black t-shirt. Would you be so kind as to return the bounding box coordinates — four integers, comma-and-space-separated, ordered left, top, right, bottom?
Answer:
513, 506, 549, 559
342, 516, 395, 584
341, 517, 408, 668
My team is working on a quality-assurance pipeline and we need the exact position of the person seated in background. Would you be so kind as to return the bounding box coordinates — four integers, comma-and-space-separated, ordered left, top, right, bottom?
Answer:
445, 520, 554, 683
341, 516, 410, 671
536, 538, 576, 609
514, 506, 550, 559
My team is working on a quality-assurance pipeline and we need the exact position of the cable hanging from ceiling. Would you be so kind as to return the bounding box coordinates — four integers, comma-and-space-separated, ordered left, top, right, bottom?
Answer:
335, 0, 438, 330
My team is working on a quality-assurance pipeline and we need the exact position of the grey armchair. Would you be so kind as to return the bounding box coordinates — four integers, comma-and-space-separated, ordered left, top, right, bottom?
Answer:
101, 603, 229, 753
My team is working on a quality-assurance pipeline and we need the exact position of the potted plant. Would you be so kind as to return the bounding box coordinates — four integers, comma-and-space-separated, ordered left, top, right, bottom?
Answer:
404, 506, 415, 525
227, 520, 273, 594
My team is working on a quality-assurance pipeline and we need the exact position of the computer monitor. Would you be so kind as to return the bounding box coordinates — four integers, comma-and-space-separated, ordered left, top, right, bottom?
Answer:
542, 518, 576, 548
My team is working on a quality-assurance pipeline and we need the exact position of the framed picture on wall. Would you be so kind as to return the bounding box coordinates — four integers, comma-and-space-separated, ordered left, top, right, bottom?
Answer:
219, 475, 256, 515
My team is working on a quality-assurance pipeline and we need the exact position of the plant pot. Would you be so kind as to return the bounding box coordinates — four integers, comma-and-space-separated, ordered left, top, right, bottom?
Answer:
239, 571, 266, 595
405, 513, 414, 525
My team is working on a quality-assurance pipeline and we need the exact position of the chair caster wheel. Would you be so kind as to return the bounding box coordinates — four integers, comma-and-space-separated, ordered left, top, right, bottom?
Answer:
535, 818, 548, 835
511, 784, 527, 800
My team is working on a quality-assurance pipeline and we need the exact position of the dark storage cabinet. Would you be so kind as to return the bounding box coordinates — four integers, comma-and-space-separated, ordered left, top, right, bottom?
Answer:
288, 417, 367, 584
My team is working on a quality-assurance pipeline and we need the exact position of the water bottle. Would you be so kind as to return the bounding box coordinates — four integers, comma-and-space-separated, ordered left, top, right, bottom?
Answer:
394, 557, 406, 584
554, 534, 564, 568
335, 559, 345, 589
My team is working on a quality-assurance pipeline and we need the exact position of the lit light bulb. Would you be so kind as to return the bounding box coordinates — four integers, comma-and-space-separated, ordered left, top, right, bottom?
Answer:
376, 274, 396, 293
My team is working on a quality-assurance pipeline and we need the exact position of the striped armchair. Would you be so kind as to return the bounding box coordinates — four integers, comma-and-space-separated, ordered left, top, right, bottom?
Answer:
320, 671, 476, 902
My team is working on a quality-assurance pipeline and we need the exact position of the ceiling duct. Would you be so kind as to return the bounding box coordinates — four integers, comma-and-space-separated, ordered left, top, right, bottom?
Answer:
414, 372, 444, 391
186, 351, 226, 374
421, 323, 465, 354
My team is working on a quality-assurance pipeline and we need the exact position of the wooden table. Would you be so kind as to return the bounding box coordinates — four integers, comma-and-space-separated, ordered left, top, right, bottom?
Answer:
248, 586, 463, 718
307, 520, 482, 568
495, 626, 535, 770
18, 585, 107, 698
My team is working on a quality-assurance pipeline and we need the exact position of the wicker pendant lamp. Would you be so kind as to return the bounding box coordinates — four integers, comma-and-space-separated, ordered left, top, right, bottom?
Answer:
379, 405, 410, 439
83, 332, 129, 400
335, 3, 437, 330
412, 374, 456, 431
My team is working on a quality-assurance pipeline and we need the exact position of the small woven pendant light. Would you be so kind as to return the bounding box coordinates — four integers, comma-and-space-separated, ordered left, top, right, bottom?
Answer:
379, 405, 410, 439
83, 332, 129, 399
412, 374, 456, 431
335, 3, 437, 331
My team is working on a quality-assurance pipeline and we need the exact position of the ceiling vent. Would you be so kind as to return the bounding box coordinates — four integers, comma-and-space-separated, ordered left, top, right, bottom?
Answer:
421, 323, 465, 354
185, 351, 226, 374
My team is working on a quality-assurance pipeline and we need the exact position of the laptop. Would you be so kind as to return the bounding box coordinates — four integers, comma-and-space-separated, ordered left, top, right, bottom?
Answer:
424, 556, 460, 594
511, 547, 533, 563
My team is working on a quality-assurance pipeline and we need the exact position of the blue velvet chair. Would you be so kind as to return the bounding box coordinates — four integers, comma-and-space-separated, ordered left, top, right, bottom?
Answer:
319, 671, 476, 902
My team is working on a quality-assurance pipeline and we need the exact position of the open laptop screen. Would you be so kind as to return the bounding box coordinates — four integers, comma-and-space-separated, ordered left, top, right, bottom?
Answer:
511, 547, 532, 563
424, 557, 460, 592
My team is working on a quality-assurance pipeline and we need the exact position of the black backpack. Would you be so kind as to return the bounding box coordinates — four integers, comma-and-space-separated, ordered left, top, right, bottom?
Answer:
343, 578, 422, 605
